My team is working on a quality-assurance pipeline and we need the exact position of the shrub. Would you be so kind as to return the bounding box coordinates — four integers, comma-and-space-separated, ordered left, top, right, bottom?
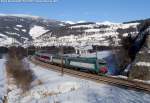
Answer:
6, 47, 34, 92
129, 65, 150, 80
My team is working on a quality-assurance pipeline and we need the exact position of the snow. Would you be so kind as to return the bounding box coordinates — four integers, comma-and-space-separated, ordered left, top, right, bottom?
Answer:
16, 25, 23, 28
30, 81, 80, 99
22, 29, 26, 32
66, 21, 117, 25
29, 25, 49, 39
0, 56, 7, 103
77, 21, 86, 23
14, 28, 20, 31
85, 28, 100, 32
136, 62, 150, 67
7, 58, 150, 103
96, 21, 120, 25
65, 21, 86, 24
59, 23, 65, 26
0, 33, 7, 38
0, 37, 12, 46
70, 24, 94, 28
5, 31, 20, 36
0, 37, 21, 46
65, 21, 75, 24
34, 22, 138, 47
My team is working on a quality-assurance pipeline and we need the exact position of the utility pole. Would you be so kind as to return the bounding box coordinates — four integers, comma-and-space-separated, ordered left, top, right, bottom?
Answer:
61, 45, 64, 76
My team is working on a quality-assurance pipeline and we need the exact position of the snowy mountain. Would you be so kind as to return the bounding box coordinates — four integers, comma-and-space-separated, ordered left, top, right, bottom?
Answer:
34, 22, 139, 47
0, 14, 66, 46
0, 14, 140, 47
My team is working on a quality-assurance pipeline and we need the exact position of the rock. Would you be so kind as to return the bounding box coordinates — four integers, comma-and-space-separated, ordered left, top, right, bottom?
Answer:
130, 31, 150, 80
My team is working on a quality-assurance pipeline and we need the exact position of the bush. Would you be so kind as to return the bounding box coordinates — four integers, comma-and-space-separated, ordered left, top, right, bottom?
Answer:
6, 47, 34, 92
8, 46, 27, 60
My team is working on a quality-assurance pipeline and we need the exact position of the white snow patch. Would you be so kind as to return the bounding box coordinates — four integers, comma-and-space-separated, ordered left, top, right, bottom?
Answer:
96, 21, 120, 25
65, 21, 75, 24
136, 62, 150, 67
0, 37, 13, 46
85, 28, 100, 32
0, 33, 7, 38
22, 29, 26, 32
29, 25, 49, 39
65, 21, 86, 24
30, 82, 79, 99
16, 25, 23, 28
14, 28, 20, 31
59, 23, 65, 26
77, 21, 86, 23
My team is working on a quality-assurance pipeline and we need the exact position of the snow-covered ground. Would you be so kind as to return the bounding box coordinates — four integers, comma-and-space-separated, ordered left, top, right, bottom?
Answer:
0, 55, 7, 103
6, 58, 150, 103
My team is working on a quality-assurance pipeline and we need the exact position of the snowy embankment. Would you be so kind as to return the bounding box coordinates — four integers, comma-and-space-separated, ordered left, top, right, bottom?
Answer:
7, 58, 150, 103
0, 56, 7, 103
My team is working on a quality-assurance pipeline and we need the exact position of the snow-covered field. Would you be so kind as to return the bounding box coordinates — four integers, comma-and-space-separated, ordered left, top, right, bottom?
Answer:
6, 58, 150, 103
0, 56, 7, 103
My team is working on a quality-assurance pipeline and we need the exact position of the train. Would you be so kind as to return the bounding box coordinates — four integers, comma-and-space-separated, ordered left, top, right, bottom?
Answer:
34, 51, 108, 74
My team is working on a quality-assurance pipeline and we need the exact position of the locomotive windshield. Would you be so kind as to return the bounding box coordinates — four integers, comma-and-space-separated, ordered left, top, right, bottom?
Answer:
98, 59, 106, 65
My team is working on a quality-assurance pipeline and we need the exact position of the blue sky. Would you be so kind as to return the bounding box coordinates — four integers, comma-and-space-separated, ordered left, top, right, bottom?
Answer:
0, 0, 149, 22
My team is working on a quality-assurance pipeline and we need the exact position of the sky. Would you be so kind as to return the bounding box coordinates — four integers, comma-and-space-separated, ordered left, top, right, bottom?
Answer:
0, 0, 149, 22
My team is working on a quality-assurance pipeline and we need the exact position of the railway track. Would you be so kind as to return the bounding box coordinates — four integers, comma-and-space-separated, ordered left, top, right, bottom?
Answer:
30, 57, 150, 93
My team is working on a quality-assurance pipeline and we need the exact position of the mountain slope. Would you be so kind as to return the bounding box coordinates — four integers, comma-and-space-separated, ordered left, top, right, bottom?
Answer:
0, 15, 66, 46
0, 14, 143, 47
34, 22, 139, 47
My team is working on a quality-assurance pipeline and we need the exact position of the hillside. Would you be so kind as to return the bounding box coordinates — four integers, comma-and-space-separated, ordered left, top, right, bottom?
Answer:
34, 22, 139, 47
0, 14, 143, 47
0, 14, 66, 46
